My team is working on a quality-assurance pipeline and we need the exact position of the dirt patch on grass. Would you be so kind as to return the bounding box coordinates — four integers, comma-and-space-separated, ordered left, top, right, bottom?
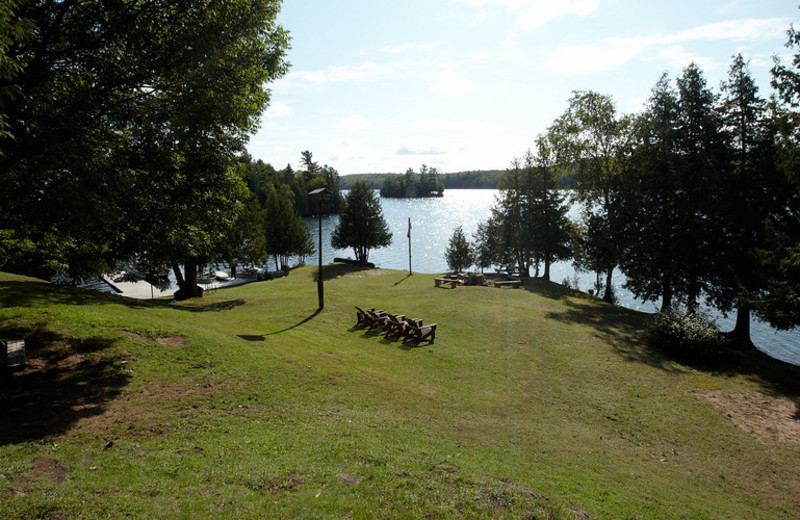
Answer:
67, 377, 247, 440
14, 456, 69, 492
699, 390, 800, 444
155, 336, 185, 348
32, 456, 68, 484
121, 331, 185, 348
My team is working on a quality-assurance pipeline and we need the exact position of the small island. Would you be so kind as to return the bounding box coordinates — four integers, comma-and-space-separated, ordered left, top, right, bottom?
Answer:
380, 164, 444, 198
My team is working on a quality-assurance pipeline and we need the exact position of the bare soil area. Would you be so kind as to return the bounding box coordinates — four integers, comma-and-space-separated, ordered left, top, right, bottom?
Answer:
699, 390, 800, 444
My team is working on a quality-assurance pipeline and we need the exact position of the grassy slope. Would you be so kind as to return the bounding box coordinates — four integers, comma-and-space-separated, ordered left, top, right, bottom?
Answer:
1, 267, 799, 519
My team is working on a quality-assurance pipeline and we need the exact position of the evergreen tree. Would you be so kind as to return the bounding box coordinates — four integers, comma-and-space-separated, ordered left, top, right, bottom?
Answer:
264, 190, 314, 270
331, 181, 392, 262
672, 63, 728, 311
618, 74, 683, 311
710, 55, 785, 342
760, 14, 800, 329
445, 226, 474, 273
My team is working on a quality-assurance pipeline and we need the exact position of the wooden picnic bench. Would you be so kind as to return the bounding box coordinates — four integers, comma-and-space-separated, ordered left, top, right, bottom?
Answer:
494, 280, 522, 289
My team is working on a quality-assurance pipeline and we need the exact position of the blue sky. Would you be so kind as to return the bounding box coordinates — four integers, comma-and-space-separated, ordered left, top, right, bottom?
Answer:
246, 0, 797, 175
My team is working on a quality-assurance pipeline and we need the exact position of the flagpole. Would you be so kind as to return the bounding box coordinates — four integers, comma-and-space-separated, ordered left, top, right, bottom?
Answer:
407, 217, 412, 275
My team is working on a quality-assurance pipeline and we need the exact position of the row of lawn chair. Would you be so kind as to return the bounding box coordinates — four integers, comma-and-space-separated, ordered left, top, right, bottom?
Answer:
354, 306, 437, 344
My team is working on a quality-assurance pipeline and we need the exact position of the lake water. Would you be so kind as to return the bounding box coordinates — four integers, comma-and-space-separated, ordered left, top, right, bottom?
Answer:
307, 189, 800, 366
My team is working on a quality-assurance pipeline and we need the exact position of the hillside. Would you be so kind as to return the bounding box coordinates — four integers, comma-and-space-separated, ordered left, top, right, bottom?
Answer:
1, 268, 799, 519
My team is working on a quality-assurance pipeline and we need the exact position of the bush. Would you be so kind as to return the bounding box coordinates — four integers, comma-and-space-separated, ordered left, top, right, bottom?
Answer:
648, 309, 727, 361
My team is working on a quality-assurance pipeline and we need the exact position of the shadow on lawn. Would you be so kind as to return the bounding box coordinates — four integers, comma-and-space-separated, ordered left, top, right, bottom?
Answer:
519, 277, 581, 301
544, 298, 684, 372
173, 299, 247, 313
0, 324, 130, 445
314, 263, 374, 282
236, 309, 323, 342
265, 309, 322, 336
546, 298, 800, 394
0, 279, 251, 318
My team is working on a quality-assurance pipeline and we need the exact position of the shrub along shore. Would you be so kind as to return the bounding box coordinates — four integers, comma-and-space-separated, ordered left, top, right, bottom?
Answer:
1, 267, 799, 519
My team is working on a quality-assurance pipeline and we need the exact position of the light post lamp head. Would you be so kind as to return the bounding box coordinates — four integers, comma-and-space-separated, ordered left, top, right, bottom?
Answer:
308, 187, 331, 310
308, 187, 331, 206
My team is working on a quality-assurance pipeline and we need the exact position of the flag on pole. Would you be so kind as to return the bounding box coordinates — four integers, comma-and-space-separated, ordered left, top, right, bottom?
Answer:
407, 217, 412, 274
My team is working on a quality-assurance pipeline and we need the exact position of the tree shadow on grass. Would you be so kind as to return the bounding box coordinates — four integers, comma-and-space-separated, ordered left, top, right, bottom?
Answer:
519, 277, 581, 301
172, 299, 247, 313
313, 263, 375, 282
543, 298, 683, 372
0, 280, 127, 309
0, 324, 130, 445
545, 299, 800, 395
0, 279, 246, 314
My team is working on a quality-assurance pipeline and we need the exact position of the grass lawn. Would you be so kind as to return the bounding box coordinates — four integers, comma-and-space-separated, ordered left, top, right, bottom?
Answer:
1, 266, 799, 519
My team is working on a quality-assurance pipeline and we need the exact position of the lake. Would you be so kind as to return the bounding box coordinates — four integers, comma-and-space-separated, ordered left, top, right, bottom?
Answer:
306, 189, 800, 366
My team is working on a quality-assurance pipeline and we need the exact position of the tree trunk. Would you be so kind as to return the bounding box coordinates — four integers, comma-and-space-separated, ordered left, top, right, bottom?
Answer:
173, 261, 203, 300
660, 279, 673, 313
602, 267, 614, 303
731, 304, 753, 346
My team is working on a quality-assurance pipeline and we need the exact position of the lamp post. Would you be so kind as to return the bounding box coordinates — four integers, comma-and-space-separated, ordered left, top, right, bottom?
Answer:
308, 187, 331, 309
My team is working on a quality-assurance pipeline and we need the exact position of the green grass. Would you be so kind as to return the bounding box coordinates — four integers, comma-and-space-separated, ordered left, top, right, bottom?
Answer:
1, 266, 799, 519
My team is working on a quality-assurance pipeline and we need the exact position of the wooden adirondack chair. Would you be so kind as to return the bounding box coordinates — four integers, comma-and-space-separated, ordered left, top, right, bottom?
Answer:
365, 308, 388, 328
405, 321, 437, 343
379, 313, 405, 333
355, 307, 386, 328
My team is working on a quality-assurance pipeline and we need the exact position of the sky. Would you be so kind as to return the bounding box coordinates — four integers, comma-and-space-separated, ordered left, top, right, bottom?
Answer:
246, 0, 798, 175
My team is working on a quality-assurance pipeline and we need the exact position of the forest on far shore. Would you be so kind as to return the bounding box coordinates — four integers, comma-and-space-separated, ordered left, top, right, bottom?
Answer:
340, 170, 577, 190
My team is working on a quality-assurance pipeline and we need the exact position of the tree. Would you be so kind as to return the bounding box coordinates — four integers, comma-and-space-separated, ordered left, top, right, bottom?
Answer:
490, 140, 573, 279
708, 54, 785, 342
445, 226, 474, 273
529, 134, 573, 281
760, 14, 800, 329
0, 1, 290, 299
618, 74, 683, 311
264, 189, 313, 270
672, 63, 728, 311
301, 150, 320, 182
552, 91, 627, 301
380, 165, 444, 198
331, 181, 392, 262
0, 0, 32, 141
472, 218, 500, 272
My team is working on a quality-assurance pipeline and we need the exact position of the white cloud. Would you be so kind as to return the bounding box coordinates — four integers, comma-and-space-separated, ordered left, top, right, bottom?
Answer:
288, 62, 409, 83
265, 101, 294, 118
545, 37, 651, 74
545, 17, 788, 74
396, 145, 447, 156
667, 18, 787, 44
430, 66, 480, 94
337, 115, 370, 131
460, 0, 600, 29
380, 42, 441, 54
649, 46, 713, 71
